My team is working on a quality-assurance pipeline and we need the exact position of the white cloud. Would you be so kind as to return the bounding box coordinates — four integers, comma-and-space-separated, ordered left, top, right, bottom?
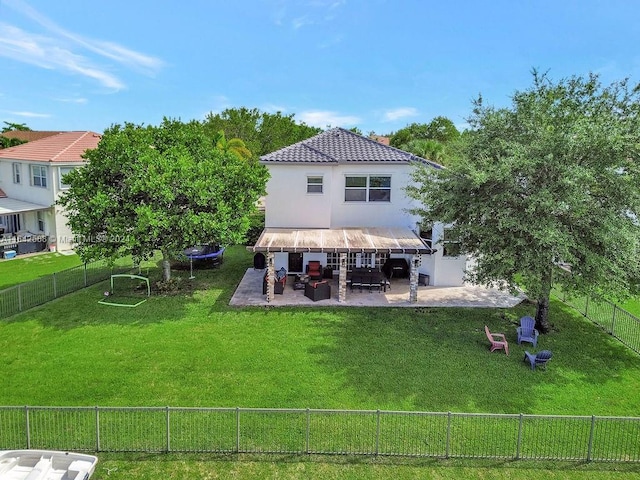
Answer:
382, 107, 419, 122
0, 0, 164, 89
55, 97, 88, 104
261, 103, 288, 114
7, 110, 51, 118
299, 110, 361, 128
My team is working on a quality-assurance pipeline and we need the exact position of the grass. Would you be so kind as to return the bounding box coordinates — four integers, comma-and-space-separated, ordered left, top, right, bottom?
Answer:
0, 252, 82, 289
1, 246, 639, 478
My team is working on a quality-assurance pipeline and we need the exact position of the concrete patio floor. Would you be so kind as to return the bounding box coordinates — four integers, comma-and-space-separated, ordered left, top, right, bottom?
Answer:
230, 268, 525, 308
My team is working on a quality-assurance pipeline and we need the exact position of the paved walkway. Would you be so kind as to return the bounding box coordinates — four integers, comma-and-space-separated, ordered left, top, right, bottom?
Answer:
230, 269, 525, 308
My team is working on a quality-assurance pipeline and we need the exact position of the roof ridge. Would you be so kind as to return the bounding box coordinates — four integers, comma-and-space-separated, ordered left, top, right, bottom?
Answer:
51, 131, 98, 161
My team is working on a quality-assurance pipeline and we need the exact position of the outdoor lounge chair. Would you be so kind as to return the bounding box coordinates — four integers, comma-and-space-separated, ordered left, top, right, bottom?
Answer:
306, 261, 323, 280
304, 280, 331, 301
517, 316, 539, 347
523, 350, 553, 370
484, 325, 509, 355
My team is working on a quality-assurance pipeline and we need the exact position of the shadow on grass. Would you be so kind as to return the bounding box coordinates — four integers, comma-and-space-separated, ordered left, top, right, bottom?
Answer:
307, 301, 640, 414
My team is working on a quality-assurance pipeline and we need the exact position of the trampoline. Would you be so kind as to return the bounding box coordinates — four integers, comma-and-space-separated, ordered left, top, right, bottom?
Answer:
183, 245, 225, 279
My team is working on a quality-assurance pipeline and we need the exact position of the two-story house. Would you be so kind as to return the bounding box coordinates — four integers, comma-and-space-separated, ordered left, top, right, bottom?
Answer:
251, 127, 468, 303
0, 131, 101, 255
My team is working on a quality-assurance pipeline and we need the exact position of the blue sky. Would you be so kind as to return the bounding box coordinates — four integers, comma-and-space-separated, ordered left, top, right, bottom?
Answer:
1, 0, 640, 136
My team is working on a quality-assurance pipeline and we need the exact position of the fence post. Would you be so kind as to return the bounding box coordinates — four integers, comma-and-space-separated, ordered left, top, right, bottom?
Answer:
53, 272, 57, 298
18, 284, 22, 312
166, 406, 171, 453
375, 410, 381, 456
95, 407, 100, 452
305, 408, 310, 454
84, 264, 88, 287
516, 413, 523, 460
445, 412, 451, 459
235, 407, 240, 453
611, 305, 618, 336
25, 405, 30, 449
584, 296, 589, 317
587, 415, 596, 462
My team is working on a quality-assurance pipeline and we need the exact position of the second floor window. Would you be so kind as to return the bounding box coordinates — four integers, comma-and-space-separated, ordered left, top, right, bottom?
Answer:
307, 176, 323, 194
31, 165, 47, 188
345, 175, 391, 202
13, 163, 21, 184
59, 167, 74, 189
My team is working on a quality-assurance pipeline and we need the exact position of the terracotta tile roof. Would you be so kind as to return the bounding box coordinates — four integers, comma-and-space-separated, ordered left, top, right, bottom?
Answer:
260, 127, 441, 168
0, 130, 64, 142
0, 188, 6, 198
0, 131, 101, 163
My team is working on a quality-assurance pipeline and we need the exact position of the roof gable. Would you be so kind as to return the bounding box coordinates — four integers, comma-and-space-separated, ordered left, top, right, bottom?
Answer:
0, 131, 101, 163
260, 127, 441, 167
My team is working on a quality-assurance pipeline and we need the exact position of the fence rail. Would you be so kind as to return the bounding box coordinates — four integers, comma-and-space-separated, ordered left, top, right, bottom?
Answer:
0, 260, 133, 320
0, 406, 639, 462
552, 287, 640, 355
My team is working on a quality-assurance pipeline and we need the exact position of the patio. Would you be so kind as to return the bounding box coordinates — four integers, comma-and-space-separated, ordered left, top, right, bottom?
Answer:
230, 268, 525, 308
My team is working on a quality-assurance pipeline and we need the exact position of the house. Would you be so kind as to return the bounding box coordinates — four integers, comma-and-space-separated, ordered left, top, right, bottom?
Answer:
0, 131, 101, 256
250, 127, 468, 303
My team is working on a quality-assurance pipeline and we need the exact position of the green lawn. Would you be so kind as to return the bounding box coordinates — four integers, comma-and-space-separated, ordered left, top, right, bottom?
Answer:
0, 252, 82, 289
1, 246, 639, 477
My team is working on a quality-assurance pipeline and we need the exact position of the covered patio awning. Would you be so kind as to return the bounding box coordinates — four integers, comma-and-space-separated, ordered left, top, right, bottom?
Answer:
0, 198, 50, 215
251, 227, 433, 254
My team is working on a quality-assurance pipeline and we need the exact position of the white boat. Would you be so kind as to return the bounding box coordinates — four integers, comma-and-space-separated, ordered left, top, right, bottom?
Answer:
0, 450, 97, 480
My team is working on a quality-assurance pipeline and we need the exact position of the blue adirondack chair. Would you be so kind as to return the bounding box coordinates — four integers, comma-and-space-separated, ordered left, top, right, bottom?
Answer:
524, 350, 553, 370
517, 316, 539, 347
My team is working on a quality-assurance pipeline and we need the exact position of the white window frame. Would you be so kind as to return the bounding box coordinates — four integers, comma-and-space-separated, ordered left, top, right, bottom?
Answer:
31, 165, 48, 188
306, 175, 323, 194
37, 211, 45, 232
12, 163, 21, 184
59, 166, 74, 190
344, 175, 391, 202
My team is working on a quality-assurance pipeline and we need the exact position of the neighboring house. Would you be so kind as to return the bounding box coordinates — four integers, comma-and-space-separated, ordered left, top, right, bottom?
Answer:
0, 130, 64, 144
251, 127, 468, 303
0, 131, 101, 255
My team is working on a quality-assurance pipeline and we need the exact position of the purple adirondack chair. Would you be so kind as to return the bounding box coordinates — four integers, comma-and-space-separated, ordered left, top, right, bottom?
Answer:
524, 350, 553, 370
517, 316, 539, 347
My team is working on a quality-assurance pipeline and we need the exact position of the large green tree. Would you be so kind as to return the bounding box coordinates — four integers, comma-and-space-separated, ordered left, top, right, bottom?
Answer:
58, 118, 269, 281
203, 107, 322, 157
390, 117, 460, 165
407, 71, 640, 332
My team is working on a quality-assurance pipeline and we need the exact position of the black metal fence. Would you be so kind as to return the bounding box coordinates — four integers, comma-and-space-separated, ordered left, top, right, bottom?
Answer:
0, 260, 133, 319
0, 406, 638, 462
552, 288, 640, 355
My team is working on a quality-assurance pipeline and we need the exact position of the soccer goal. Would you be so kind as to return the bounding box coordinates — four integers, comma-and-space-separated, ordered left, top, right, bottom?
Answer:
98, 274, 151, 307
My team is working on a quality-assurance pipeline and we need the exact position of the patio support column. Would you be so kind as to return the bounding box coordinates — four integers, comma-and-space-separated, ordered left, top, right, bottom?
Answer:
266, 253, 275, 303
338, 253, 347, 303
409, 255, 419, 303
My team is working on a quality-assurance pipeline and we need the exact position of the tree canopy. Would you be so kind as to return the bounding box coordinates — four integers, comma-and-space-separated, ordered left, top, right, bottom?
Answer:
390, 117, 460, 165
407, 71, 640, 332
58, 118, 269, 281
203, 107, 322, 157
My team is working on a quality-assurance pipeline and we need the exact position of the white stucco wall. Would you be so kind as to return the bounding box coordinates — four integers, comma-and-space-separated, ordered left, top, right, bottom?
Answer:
264, 163, 422, 229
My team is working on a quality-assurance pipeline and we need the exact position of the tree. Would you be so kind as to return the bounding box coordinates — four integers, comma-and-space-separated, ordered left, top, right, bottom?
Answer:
390, 118, 460, 165
58, 118, 269, 281
0, 121, 30, 149
1, 121, 30, 132
407, 71, 640, 333
203, 107, 322, 156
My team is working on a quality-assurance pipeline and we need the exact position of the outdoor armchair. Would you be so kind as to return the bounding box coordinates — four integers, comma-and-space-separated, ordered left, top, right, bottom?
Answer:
523, 350, 553, 370
517, 316, 539, 347
485, 325, 509, 355
304, 280, 331, 301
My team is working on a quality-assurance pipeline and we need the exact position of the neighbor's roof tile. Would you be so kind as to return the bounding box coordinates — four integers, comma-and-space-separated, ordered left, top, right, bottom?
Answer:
0, 131, 101, 163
